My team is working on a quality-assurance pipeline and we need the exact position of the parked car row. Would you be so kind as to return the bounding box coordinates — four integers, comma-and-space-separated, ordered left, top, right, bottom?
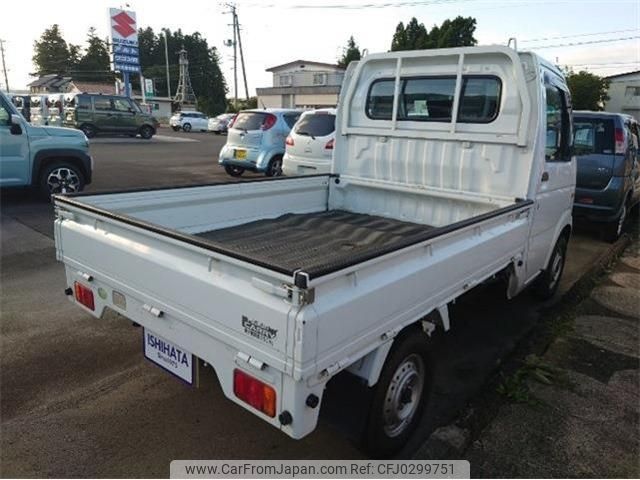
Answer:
170, 111, 237, 134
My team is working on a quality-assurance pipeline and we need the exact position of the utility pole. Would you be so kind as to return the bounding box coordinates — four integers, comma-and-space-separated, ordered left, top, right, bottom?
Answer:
0, 39, 9, 92
234, 8, 249, 100
163, 32, 171, 99
232, 6, 238, 108
224, 3, 249, 107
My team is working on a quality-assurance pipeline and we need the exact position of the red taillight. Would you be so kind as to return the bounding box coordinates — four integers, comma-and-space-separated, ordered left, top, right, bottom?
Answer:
324, 138, 334, 150
285, 136, 294, 146
615, 128, 625, 154
73, 281, 95, 311
578, 197, 594, 204
228, 114, 238, 128
261, 113, 277, 131
233, 369, 276, 417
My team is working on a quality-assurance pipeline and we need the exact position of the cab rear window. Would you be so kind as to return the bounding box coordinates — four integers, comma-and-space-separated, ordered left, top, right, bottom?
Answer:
366, 76, 501, 123
294, 112, 336, 137
573, 118, 614, 155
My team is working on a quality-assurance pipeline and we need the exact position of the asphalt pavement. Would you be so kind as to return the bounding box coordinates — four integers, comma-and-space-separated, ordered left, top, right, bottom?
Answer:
0, 128, 617, 476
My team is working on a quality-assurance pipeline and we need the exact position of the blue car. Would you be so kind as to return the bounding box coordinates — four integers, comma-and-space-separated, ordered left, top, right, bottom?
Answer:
572, 111, 640, 241
219, 108, 302, 177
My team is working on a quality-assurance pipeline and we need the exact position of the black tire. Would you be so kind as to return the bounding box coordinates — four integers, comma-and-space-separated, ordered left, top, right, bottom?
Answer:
38, 161, 86, 200
80, 123, 96, 139
214, 131, 221, 135
182, 123, 192, 132
224, 165, 245, 177
172, 126, 180, 131
265, 155, 283, 177
364, 329, 433, 458
533, 234, 568, 300
139, 125, 154, 140
603, 203, 627, 243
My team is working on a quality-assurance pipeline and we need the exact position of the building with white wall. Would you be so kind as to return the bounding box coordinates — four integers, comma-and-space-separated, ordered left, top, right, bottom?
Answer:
256, 60, 345, 109
604, 70, 640, 120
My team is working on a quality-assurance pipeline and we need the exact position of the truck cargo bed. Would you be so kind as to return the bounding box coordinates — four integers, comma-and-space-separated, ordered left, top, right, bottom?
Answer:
195, 210, 435, 278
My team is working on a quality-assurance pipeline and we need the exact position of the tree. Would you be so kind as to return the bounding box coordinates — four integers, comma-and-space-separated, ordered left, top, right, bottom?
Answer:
566, 70, 610, 110
74, 27, 112, 81
338, 36, 362, 68
391, 16, 477, 51
391, 18, 429, 51
32, 24, 73, 75
133, 27, 228, 115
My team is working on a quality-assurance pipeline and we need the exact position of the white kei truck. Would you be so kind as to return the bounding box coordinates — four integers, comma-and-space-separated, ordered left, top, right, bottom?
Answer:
53, 46, 576, 456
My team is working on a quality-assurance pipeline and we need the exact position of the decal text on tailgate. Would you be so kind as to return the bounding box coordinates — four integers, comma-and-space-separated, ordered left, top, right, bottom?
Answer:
242, 315, 277, 345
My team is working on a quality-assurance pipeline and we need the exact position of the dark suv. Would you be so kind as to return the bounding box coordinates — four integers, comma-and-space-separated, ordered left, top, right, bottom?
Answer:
63, 93, 159, 139
572, 111, 640, 241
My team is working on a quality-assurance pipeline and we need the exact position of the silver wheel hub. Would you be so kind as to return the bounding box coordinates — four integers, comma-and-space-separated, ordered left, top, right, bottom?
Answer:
47, 167, 80, 194
549, 247, 563, 288
383, 354, 425, 438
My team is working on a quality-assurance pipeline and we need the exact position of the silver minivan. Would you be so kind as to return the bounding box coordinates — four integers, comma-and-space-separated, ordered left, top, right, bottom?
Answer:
218, 108, 302, 177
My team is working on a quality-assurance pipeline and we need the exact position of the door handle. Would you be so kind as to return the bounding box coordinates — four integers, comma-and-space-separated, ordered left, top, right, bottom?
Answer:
541, 171, 549, 182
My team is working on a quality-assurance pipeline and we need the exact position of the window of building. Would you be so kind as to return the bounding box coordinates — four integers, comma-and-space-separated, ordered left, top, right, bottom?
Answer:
366, 75, 501, 123
313, 73, 327, 86
625, 86, 640, 97
279, 75, 293, 87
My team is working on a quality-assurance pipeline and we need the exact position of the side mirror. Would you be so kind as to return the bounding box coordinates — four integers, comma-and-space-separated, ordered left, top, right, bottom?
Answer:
10, 114, 22, 135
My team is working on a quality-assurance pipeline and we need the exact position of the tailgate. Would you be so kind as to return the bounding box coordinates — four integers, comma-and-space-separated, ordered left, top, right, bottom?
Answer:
53, 201, 297, 373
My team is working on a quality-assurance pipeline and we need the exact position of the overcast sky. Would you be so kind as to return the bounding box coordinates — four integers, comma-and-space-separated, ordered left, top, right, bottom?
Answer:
1, 0, 639, 96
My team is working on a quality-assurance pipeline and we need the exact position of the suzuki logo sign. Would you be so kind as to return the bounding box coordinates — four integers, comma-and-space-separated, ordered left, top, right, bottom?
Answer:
109, 7, 140, 73
111, 11, 136, 38
109, 8, 138, 44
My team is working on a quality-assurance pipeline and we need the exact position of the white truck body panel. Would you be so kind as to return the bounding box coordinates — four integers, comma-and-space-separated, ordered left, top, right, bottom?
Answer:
53, 46, 575, 441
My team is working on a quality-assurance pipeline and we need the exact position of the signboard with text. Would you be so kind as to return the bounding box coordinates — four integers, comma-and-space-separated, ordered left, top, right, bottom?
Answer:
109, 8, 140, 73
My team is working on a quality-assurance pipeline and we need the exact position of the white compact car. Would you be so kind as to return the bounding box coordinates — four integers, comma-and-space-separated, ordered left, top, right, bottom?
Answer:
208, 113, 236, 134
282, 108, 336, 176
170, 111, 209, 132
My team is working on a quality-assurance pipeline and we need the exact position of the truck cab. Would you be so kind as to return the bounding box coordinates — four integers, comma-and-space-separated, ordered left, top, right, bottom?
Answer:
0, 90, 92, 198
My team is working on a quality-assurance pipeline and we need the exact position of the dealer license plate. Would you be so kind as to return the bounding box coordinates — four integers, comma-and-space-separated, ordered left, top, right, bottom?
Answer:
143, 329, 194, 385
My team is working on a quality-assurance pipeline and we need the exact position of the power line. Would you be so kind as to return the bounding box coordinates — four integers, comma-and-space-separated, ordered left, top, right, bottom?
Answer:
532, 35, 640, 49
520, 28, 639, 43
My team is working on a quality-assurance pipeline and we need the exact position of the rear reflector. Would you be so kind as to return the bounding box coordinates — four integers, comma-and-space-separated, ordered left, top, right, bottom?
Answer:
73, 281, 95, 311
324, 138, 334, 150
233, 369, 276, 417
285, 136, 294, 146
615, 128, 625, 154
577, 197, 594, 204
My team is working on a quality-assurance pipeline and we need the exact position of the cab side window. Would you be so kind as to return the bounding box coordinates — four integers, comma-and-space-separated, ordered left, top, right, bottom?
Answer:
545, 85, 571, 162
113, 98, 132, 112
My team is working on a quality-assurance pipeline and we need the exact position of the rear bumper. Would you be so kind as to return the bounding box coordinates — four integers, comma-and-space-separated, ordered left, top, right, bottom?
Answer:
282, 153, 331, 176
60, 262, 324, 440
572, 176, 627, 223
218, 144, 275, 172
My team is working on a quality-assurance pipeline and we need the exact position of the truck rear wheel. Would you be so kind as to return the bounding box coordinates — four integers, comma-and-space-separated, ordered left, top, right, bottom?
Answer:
533, 234, 568, 300
364, 330, 432, 458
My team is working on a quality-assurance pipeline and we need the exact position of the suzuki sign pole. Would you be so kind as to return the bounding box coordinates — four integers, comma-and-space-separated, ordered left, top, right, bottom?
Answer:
109, 8, 140, 98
